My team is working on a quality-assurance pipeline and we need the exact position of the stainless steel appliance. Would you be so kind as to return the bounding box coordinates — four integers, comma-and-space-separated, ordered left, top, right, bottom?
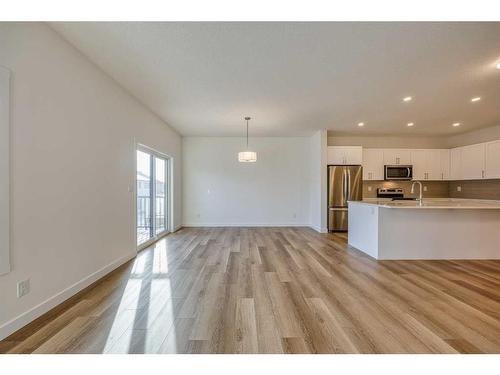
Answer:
377, 188, 404, 198
328, 165, 362, 232
384, 165, 413, 180
377, 187, 417, 200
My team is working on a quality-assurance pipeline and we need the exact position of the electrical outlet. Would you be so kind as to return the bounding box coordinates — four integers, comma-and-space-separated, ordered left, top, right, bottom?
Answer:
423, 186, 428, 192
368, 186, 372, 192
457, 186, 462, 192
17, 279, 30, 298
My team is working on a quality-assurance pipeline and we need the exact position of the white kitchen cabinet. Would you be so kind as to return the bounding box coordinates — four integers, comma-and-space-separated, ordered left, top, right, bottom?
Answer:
485, 140, 500, 179
439, 149, 450, 180
327, 146, 362, 165
362, 148, 384, 180
383, 149, 411, 165
460, 143, 485, 180
410, 149, 442, 180
450, 147, 461, 180
410, 150, 427, 180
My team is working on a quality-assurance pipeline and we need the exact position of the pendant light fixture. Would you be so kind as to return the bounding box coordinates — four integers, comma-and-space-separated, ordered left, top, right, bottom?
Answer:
238, 116, 257, 163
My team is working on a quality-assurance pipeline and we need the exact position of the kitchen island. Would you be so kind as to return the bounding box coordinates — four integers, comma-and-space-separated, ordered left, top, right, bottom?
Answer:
348, 198, 500, 260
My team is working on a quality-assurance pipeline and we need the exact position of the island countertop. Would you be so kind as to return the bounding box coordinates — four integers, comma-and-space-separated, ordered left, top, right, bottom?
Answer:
348, 198, 500, 260
348, 198, 500, 209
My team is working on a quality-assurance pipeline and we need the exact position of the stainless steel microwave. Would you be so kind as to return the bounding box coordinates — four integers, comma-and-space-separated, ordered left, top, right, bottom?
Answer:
384, 165, 413, 180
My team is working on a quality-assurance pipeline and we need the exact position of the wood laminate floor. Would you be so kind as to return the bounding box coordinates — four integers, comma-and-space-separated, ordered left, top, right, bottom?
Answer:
2, 227, 500, 354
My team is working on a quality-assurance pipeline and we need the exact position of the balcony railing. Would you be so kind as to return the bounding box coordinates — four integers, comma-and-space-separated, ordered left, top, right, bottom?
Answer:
137, 196, 166, 245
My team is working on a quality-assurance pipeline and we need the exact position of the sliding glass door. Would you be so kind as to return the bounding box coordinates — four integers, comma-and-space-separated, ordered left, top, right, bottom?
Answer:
136, 148, 170, 247
154, 157, 166, 235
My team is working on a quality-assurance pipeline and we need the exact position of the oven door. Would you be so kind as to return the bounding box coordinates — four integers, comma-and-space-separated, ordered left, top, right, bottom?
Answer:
384, 165, 412, 180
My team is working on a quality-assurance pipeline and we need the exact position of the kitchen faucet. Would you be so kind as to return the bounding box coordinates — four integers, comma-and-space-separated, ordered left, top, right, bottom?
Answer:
410, 180, 423, 202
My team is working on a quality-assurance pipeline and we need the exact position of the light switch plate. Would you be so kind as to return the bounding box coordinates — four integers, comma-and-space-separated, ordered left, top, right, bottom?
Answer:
457, 186, 462, 192
423, 186, 428, 192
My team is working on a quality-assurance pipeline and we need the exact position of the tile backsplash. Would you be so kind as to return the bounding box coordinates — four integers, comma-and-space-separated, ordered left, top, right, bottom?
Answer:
363, 179, 500, 200
449, 179, 500, 200
363, 180, 450, 199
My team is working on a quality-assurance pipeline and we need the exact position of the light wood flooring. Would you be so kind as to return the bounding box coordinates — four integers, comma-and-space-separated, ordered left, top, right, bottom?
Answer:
2, 227, 500, 354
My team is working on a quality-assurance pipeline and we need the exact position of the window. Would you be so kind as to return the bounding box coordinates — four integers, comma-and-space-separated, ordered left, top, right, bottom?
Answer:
136, 147, 171, 248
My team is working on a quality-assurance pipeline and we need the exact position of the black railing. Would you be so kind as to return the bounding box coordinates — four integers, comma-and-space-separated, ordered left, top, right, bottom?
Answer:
137, 196, 166, 231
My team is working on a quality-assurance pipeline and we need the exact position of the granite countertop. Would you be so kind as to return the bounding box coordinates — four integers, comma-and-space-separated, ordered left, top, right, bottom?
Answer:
348, 198, 500, 209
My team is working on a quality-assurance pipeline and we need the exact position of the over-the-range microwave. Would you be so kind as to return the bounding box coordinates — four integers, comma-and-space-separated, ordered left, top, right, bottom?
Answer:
384, 165, 413, 180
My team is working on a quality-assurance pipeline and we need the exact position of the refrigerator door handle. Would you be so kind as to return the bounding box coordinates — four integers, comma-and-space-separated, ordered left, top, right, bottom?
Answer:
347, 168, 351, 201
343, 169, 348, 204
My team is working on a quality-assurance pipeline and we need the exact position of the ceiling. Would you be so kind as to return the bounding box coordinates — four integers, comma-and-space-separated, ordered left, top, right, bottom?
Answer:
50, 22, 500, 137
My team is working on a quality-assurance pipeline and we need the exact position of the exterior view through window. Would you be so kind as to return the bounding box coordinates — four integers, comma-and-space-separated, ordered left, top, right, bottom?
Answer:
136, 148, 170, 247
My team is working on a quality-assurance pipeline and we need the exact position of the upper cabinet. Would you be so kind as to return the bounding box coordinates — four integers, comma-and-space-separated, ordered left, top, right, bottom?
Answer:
411, 149, 449, 180
362, 149, 384, 180
383, 149, 411, 165
485, 140, 500, 179
439, 149, 450, 180
450, 148, 462, 180
341, 140, 500, 181
327, 146, 363, 165
460, 143, 485, 180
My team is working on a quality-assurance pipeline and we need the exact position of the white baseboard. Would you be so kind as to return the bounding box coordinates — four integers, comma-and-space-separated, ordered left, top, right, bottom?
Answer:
182, 223, 311, 228
0, 252, 135, 341
309, 225, 328, 233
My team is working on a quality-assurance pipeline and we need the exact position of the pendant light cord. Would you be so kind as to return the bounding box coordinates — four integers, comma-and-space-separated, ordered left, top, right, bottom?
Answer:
246, 118, 249, 148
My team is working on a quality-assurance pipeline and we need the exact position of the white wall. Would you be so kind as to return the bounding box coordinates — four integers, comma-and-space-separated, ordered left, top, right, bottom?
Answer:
309, 130, 328, 233
0, 67, 10, 275
446, 123, 500, 148
0, 23, 182, 339
328, 135, 449, 149
183, 137, 311, 227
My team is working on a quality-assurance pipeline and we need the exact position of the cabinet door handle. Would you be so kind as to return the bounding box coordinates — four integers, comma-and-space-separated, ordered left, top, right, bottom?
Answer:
482, 170, 485, 178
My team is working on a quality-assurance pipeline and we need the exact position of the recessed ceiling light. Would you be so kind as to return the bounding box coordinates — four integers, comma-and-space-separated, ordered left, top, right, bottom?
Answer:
407, 122, 414, 127
496, 60, 500, 69
403, 96, 412, 102
452, 122, 461, 127
358, 122, 364, 127
471, 97, 481, 102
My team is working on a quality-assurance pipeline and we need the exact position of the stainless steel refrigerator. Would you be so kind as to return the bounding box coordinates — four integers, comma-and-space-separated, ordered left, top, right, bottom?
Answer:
328, 165, 363, 232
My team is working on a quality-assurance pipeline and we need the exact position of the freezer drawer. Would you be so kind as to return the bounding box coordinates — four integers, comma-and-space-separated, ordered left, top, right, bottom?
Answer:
328, 207, 348, 232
